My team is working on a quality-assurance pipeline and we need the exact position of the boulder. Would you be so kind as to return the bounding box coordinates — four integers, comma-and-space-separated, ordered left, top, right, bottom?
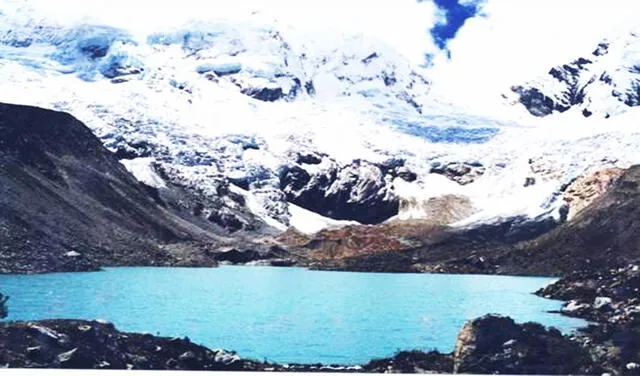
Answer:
208, 248, 264, 264
454, 314, 596, 374
240, 87, 285, 102
430, 162, 485, 185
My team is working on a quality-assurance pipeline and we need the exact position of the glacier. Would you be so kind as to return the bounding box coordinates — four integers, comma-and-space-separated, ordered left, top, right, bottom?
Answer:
2, 3, 640, 233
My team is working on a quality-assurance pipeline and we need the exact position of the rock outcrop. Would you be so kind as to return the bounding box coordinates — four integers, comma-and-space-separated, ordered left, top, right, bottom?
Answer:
509, 32, 640, 118
562, 167, 624, 221
454, 315, 597, 375
538, 264, 640, 326
279, 159, 400, 224
430, 162, 485, 185
0, 319, 267, 370
537, 264, 640, 376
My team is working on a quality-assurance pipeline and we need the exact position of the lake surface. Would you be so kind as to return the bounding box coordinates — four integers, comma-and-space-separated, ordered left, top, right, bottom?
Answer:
0, 266, 586, 365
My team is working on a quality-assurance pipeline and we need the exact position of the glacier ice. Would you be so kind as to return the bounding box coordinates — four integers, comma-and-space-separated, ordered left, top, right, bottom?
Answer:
1, 5, 640, 232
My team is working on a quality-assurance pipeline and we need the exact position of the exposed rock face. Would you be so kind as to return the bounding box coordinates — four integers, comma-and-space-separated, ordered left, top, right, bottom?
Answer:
240, 86, 286, 102
279, 219, 446, 267
410, 164, 640, 276
509, 32, 640, 118
151, 163, 274, 234
454, 315, 597, 375
562, 167, 624, 221
291, 209, 564, 275
528, 157, 563, 182
430, 162, 485, 185
287, 162, 640, 275
0, 103, 240, 273
207, 246, 291, 265
279, 159, 400, 224
510, 165, 640, 275
399, 194, 476, 224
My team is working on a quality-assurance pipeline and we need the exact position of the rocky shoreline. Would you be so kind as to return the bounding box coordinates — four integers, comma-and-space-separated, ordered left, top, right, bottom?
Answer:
536, 263, 640, 375
0, 315, 598, 374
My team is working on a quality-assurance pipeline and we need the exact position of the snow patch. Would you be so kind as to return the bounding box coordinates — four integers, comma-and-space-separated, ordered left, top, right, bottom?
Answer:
288, 203, 359, 234
120, 158, 167, 188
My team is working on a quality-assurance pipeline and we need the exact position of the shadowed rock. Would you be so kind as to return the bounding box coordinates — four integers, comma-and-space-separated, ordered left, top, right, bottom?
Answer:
0, 103, 231, 273
454, 315, 597, 375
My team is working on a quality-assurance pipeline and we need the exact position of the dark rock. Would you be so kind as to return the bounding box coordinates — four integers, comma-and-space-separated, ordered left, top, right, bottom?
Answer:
280, 166, 311, 191
0, 102, 233, 274
511, 86, 557, 117
304, 81, 315, 95
361, 52, 379, 65
0, 294, 7, 319
593, 42, 609, 56
207, 212, 245, 233
431, 162, 485, 185
0, 319, 281, 370
78, 41, 109, 59
279, 160, 399, 224
57, 347, 94, 369
396, 167, 417, 182
537, 264, 640, 376
269, 259, 296, 267
208, 248, 263, 264
454, 315, 597, 374
363, 350, 453, 373
241, 87, 285, 102
296, 153, 323, 165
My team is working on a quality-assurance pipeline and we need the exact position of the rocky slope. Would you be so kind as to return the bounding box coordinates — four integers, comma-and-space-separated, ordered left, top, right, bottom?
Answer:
537, 264, 640, 376
499, 164, 640, 275
0, 102, 280, 273
291, 164, 640, 276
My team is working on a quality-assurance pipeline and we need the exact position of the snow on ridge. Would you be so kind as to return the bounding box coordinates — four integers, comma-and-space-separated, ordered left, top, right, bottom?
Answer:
2, 4, 640, 233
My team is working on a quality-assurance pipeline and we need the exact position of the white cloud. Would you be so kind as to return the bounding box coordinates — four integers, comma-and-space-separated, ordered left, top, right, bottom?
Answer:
6, 0, 441, 65
427, 0, 640, 115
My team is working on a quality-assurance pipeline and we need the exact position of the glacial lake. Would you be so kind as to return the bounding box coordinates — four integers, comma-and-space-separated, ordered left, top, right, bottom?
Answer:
0, 266, 586, 365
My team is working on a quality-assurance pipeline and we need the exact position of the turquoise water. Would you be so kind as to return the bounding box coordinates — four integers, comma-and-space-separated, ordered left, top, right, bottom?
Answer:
0, 266, 585, 365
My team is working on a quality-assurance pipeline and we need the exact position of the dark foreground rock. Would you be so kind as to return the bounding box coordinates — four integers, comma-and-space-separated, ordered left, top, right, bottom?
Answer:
362, 351, 453, 373
537, 263, 640, 324
0, 316, 606, 374
538, 264, 640, 376
0, 319, 258, 370
454, 314, 598, 375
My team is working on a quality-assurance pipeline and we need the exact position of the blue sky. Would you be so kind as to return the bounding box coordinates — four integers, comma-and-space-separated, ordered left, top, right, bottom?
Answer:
429, 0, 483, 54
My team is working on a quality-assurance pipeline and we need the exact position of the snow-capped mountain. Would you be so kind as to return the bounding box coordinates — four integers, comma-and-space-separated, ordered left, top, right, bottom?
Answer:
507, 28, 640, 119
2, 2, 640, 235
